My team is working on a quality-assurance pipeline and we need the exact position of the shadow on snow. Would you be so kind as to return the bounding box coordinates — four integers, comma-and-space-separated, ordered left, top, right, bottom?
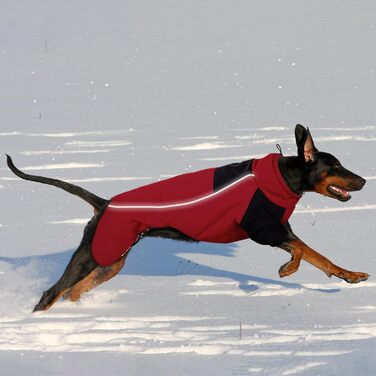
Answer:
0, 237, 341, 295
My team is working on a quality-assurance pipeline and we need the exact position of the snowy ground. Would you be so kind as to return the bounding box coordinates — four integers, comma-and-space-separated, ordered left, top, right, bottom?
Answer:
1, 1, 376, 375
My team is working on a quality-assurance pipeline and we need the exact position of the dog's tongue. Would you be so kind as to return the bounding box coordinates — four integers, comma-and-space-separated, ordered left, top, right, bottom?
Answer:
330, 185, 350, 198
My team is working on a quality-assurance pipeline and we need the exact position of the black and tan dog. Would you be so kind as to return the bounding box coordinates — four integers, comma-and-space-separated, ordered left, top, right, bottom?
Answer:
6, 125, 369, 312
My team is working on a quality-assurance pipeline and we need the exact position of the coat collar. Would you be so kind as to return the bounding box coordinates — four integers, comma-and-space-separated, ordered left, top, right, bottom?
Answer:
252, 153, 301, 209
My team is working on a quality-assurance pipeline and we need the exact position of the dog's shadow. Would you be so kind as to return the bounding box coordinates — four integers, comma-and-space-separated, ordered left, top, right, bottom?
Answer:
0, 238, 340, 295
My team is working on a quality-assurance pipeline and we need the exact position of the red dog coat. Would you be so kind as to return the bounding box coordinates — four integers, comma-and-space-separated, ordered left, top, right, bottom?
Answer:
92, 153, 301, 266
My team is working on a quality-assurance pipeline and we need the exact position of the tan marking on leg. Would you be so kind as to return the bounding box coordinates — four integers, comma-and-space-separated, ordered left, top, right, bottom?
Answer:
64, 256, 126, 302
278, 248, 303, 278
279, 239, 369, 283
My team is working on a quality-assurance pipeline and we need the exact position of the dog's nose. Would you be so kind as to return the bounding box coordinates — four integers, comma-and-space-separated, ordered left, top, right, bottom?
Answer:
359, 177, 366, 188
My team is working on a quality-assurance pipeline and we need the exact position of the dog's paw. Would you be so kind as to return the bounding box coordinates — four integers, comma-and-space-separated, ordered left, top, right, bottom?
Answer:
338, 271, 369, 284
278, 261, 299, 278
33, 291, 52, 312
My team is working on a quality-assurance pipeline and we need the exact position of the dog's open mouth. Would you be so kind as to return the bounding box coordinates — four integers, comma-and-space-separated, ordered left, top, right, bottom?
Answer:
328, 185, 351, 201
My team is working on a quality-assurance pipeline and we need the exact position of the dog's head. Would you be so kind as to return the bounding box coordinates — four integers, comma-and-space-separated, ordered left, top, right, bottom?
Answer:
294, 124, 366, 201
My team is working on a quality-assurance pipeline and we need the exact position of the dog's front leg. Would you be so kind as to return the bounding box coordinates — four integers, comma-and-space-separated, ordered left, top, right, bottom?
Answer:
278, 241, 303, 278
278, 226, 369, 283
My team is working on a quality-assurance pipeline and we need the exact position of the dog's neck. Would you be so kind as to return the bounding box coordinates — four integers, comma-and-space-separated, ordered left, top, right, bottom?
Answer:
278, 156, 308, 195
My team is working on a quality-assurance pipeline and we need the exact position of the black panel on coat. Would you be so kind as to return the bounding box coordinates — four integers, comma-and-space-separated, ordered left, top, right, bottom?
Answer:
213, 159, 253, 191
241, 189, 288, 246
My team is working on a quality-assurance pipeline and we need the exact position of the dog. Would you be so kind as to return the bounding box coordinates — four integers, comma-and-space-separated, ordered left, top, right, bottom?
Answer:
6, 124, 369, 312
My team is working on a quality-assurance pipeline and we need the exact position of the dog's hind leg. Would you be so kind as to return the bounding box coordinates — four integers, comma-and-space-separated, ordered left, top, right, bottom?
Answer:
65, 230, 149, 301
63, 254, 128, 302
33, 243, 98, 312
65, 228, 156, 301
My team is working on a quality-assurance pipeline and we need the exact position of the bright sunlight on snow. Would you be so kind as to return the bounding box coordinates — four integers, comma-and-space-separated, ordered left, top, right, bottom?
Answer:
1, 1, 376, 375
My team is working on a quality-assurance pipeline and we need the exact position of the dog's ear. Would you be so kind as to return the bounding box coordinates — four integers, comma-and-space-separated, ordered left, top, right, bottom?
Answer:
295, 124, 318, 163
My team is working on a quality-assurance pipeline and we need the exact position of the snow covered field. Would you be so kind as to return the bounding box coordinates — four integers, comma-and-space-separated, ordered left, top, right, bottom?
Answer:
1, 1, 376, 375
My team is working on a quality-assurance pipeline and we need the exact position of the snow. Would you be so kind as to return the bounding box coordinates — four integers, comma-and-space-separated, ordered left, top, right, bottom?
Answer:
1, 0, 376, 375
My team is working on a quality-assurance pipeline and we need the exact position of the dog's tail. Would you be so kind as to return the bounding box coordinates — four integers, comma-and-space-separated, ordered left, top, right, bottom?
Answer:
6, 155, 108, 210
